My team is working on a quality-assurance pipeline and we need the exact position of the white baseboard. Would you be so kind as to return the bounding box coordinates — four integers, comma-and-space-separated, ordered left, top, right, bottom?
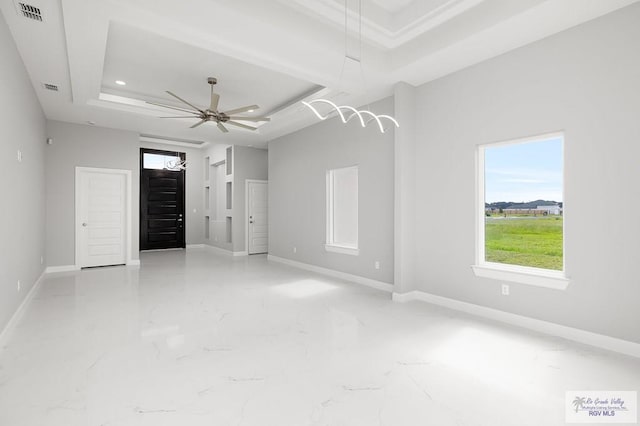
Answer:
186, 244, 205, 250
45, 265, 80, 273
202, 245, 248, 257
392, 290, 640, 359
127, 259, 141, 266
0, 270, 45, 349
203, 245, 233, 255
268, 255, 393, 293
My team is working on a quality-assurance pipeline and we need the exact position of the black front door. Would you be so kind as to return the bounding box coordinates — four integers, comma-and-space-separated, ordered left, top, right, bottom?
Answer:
140, 149, 186, 250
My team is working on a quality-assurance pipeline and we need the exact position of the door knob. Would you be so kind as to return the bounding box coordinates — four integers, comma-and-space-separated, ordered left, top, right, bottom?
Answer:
82, 223, 88, 227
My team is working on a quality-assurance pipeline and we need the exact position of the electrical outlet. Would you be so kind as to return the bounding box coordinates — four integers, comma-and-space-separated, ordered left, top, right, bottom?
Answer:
293, 247, 297, 253
374, 261, 380, 270
501, 284, 510, 296
17, 280, 21, 292
17, 150, 23, 162
40, 256, 44, 265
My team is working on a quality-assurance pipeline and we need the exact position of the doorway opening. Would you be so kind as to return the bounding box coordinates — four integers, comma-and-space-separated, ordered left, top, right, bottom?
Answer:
140, 148, 186, 250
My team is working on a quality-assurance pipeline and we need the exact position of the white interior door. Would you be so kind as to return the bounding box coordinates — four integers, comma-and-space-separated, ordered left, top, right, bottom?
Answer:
248, 181, 268, 254
77, 169, 127, 267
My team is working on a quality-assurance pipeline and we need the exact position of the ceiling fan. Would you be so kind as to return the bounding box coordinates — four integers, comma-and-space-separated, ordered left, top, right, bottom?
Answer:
147, 77, 270, 133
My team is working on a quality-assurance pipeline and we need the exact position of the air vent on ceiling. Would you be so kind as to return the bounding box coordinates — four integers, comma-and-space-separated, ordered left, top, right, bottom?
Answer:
17, 3, 42, 21
42, 83, 58, 91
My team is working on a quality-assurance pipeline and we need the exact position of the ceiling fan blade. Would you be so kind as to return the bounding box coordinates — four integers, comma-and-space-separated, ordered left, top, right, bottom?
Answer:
146, 101, 199, 114
166, 91, 205, 113
226, 121, 257, 131
190, 119, 207, 128
227, 116, 271, 122
223, 105, 259, 116
217, 122, 229, 133
210, 88, 220, 111
158, 116, 203, 118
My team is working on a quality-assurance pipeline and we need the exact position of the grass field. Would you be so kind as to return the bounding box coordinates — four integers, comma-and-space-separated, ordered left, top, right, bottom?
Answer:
485, 216, 563, 270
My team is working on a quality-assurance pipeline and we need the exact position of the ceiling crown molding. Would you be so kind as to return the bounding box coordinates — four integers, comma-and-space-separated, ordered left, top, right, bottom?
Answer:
281, 0, 486, 49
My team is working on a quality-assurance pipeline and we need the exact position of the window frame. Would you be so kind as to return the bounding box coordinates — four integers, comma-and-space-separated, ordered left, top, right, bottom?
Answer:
325, 165, 360, 256
141, 148, 186, 172
472, 132, 569, 290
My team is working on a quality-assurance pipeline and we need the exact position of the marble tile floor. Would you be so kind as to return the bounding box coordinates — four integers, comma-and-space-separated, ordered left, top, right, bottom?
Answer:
0, 249, 638, 426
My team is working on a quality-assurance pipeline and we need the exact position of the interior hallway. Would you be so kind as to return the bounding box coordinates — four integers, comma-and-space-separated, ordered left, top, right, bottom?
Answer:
1, 249, 638, 426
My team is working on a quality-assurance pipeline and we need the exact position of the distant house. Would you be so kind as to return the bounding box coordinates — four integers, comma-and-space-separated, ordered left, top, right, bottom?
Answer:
536, 205, 561, 215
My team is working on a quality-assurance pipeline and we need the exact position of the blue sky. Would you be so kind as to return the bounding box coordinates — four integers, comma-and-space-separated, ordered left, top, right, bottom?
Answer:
484, 137, 563, 203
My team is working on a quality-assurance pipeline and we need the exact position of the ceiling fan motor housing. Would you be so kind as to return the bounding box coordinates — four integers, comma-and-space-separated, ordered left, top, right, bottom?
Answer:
150, 76, 266, 132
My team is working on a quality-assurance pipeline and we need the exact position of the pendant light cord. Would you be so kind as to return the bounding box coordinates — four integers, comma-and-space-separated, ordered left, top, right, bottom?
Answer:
339, 0, 348, 84
358, 0, 367, 93
302, 0, 399, 132
340, 0, 366, 87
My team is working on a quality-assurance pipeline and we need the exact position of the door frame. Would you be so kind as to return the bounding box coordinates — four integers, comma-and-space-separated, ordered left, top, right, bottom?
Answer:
75, 167, 134, 268
245, 179, 268, 255
139, 148, 186, 251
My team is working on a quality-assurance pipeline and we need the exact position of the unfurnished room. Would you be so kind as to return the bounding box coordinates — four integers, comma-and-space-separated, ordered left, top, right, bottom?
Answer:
1, 0, 639, 425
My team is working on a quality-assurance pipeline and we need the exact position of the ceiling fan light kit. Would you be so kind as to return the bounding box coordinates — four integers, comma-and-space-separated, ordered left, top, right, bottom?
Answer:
147, 77, 270, 133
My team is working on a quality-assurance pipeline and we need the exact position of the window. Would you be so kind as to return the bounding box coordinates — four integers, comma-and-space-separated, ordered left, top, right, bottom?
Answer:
142, 152, 184, 171
473, 133, 568, 289
326, 166, 359, 255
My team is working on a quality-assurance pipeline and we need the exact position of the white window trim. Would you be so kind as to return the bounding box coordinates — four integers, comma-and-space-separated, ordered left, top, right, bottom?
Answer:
473, 132, 569, 290
325, 165, 359, 256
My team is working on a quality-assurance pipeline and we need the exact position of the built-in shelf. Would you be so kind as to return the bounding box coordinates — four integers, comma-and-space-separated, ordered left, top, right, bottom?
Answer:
205, 147, 235, 247
226, 216, 232, 243
204, 156, 212, 241
226, 147, 233, 175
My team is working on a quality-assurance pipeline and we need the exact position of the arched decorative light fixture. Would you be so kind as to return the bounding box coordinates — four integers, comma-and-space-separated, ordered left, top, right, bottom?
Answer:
165, 157, 187, 171
302, 99, 399, 133
302, 0, 399, 133
165, 150, 187, 171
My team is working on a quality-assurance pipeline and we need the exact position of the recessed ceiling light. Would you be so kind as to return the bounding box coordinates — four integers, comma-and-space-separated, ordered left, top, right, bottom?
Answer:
247, 109, 254, 113
87, 121, 96, 125
115, 80, 126, 86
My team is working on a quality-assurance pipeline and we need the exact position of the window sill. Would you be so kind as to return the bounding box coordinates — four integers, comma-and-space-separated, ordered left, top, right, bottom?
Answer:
325, 244, 360, 256
471, 263, 569, 290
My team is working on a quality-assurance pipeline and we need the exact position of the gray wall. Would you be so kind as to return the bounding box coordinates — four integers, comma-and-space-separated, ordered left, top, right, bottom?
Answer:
0, 11, 46, 332
46, 121, 140, 266
405, 4, 640, 343
233, 146, 268, 253
140, 142, 204, 246
269, 97, 395, 284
